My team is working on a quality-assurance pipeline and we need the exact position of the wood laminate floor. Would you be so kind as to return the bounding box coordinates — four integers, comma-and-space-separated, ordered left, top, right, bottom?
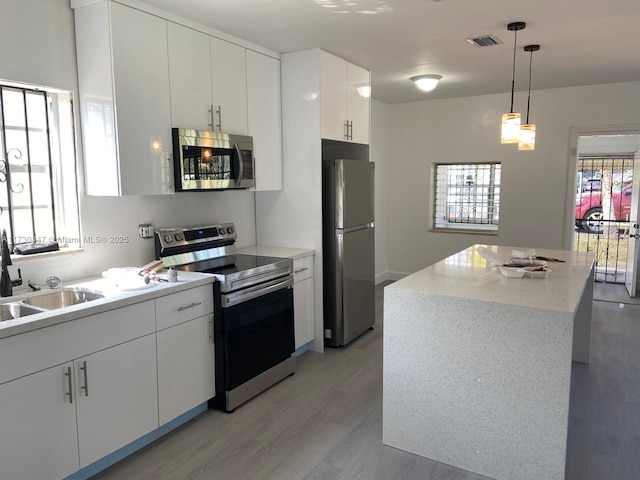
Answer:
92, 282, 640, 480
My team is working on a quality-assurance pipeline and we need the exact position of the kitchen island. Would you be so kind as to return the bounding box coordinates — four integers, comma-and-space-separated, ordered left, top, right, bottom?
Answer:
382, 244, 595, 480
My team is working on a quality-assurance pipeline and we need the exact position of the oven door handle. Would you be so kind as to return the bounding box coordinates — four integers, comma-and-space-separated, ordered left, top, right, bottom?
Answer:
222, 275, 293, 307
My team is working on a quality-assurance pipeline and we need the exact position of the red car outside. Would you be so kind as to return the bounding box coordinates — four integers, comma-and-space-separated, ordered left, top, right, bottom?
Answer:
575, 182, 632, 233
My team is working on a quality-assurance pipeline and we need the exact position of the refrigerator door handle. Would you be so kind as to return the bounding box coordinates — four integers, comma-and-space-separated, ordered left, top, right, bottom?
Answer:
340, 223, 375, 234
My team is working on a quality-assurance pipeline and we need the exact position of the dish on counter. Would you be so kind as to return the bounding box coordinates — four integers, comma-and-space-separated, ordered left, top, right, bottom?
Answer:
504, 258, 548, 268
523, 266, 552, 278
498, 266, 526, 278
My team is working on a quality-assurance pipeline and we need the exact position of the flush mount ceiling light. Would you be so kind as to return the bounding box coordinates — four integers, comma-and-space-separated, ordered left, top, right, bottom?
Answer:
519, 44, 540, 151
500, 21, 526, 144
411, 74, 442, 92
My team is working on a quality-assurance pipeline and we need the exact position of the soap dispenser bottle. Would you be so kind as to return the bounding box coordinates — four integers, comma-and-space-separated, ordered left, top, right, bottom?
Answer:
1, 229, 14, 297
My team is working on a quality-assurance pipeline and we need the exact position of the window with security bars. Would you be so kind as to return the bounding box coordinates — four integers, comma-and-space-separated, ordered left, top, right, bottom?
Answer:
0, 81, 80, 249
434, 163, 501, 231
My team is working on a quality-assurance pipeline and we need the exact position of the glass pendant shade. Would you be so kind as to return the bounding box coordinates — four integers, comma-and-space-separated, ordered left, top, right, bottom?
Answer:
518, 124, 536, 150
500, 112, 521, 144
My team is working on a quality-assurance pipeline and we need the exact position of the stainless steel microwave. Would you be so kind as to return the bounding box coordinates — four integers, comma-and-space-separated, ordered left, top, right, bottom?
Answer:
172, 128, 255, 191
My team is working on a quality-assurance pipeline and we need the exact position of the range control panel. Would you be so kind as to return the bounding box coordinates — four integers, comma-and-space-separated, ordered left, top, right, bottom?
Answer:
154, 223, 237, 251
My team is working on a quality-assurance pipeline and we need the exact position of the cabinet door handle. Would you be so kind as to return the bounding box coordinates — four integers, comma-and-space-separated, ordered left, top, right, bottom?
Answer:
215, 105, 222, 131
344, 120, 349, 140
80, 361, 89, 397
178, 301, 202, 311
65, 366, 73, 404
208, 317, 214, 343
208, 104, 214, 129
294, 267, 309, 273
349, 120, 353, 141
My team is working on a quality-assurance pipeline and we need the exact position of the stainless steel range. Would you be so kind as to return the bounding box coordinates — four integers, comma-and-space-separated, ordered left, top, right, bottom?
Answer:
155, 223, 295, 412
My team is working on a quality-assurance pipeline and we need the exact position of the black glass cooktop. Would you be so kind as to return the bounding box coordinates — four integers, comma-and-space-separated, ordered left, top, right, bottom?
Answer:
179, 254, 289, 276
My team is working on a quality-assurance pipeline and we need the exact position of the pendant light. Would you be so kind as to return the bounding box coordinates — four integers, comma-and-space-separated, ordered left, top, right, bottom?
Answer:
518, 44, 540, 151
500, 21, 526, 144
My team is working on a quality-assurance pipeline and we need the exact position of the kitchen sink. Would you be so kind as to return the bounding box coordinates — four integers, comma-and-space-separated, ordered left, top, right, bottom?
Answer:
0, 303, 43, 322
21, 288, 105, 310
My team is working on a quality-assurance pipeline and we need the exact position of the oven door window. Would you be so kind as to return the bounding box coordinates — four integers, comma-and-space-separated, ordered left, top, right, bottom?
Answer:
221, 287, 294, 390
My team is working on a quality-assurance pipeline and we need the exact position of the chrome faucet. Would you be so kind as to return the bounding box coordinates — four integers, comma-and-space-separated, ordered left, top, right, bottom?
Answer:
1, 229, 22, 297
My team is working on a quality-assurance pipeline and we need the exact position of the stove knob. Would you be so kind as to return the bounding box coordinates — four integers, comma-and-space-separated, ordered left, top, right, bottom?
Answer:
175, 232, 185, 242
227, 226, 234, 234
219, 226, 228, 235
164, 234, 173, 243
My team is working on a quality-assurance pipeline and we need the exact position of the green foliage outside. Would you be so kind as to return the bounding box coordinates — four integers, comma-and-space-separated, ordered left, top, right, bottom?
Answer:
574, 233, 629, 264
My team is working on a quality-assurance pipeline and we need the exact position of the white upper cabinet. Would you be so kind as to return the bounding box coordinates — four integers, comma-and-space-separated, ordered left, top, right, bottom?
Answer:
211, 37, 248, 135
167, 23, 213, 131
167, 23, 248, 135
346, 62, 371, 145
74, 1, 173, 196
247, 50, 283, 191
74, 0, 282, 194
320, 51, 348, 142
320, 50, 370, 144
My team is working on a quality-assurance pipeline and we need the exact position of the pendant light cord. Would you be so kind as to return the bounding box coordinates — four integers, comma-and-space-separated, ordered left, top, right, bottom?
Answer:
525, 49, 533, 124
510, 30, 517, 113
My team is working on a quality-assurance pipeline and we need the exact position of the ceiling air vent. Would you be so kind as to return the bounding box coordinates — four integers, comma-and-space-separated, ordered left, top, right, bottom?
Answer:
466, 35, 502, 47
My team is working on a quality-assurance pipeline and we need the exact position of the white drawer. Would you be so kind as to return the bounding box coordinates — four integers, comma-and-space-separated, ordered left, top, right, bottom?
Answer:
293, 255, 314, 283
155, 284, 214, 331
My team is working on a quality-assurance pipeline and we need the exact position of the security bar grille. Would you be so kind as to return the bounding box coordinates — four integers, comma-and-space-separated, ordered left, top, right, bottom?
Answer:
574, 155, 634, 284
0, 84, 57, 246
434, 163, 501, 231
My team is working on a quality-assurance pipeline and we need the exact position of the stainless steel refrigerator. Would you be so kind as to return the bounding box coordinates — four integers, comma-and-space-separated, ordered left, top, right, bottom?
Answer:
322, 141, 375, 347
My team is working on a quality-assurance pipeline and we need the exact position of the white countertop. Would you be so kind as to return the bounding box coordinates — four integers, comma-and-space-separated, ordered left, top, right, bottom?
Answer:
0, 270, 215, 339
237, 245, 315, 260
388, 244, 595, 313
1, 246, 315, 339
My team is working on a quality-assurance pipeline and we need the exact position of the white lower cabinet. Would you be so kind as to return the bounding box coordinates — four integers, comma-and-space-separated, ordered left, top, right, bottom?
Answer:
0, 363, 79, 480
0, 298, 157, 479
0, 283, 216, 479
293, 255, 315, 349
157, 314, 215, 425
0, 332, 158, 478
75, 333, 159, 467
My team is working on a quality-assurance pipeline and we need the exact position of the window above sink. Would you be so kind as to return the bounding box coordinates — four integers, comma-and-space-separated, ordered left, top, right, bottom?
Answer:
0, 80, 80, 253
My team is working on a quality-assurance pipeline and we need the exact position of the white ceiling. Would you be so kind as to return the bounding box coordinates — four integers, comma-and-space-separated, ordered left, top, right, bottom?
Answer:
142, 0, 640, 104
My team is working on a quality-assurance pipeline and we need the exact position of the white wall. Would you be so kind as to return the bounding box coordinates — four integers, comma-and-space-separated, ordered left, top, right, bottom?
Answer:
371, 100, 390, 281
0, 0, 257, 290
384, 81, 640, 277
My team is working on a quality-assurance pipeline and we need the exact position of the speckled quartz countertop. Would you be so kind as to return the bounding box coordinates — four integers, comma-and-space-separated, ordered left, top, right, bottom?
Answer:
388, 244, 595, 313
0, 270, 215, 339
383, 244, 596, 480
236, 245, 315, 259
